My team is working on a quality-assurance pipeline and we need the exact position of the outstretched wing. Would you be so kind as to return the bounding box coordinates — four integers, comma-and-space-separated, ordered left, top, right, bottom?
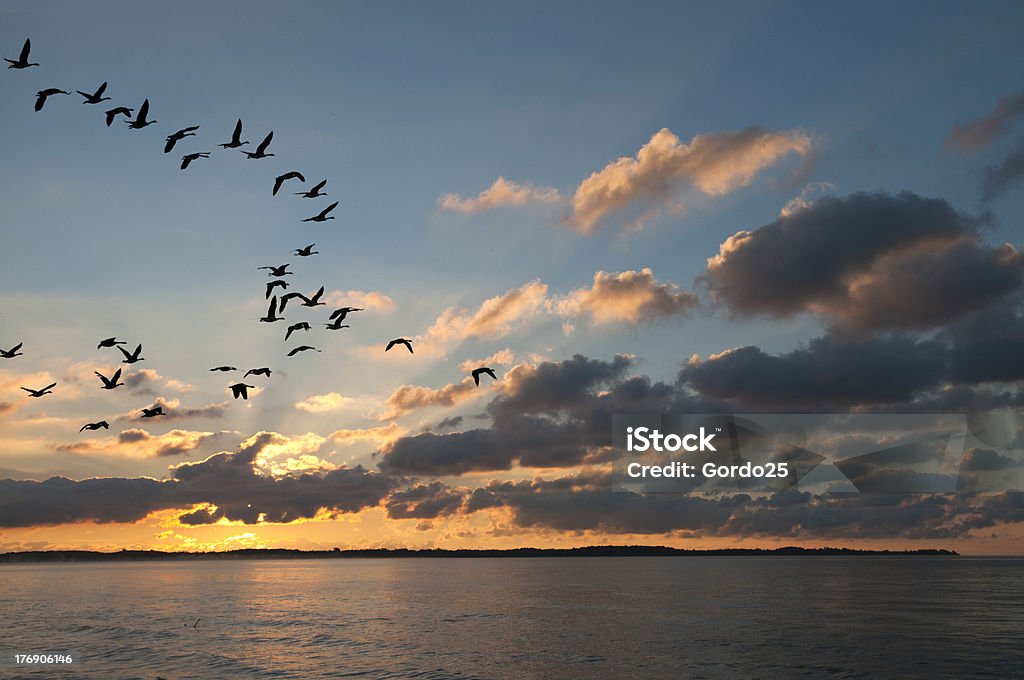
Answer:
257, 131, 273, 155
231, 118, 243, 142
20, 38, 31, 63
138, 98, 150, 120
95, 81, 107, 98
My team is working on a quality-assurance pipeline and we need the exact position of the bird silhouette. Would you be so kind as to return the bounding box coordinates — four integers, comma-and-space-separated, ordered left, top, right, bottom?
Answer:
97, 337, 127, 350
104, 106, 133, 127
285, 322, 310, 341
80, 420, 110, 432
140, 406, 165, 418
260, 296, 284, 323
219, 118, 248, 148
293, 244, 318, 257
329, 307, 364, 322
325, 320, 350, 331
241, 131, 274, 159
35, 88, 71, 112
126, 98, 156, 129
22, 382, 56, 398
164, 125, 199, 153
1, 342, 23, 359
209, 366, 237, 372
472, 367, 498, 386
266, 279, 289, 299
118, 344, 144, 364
302, 201, 338, 222
296, 179, 328, 198
287, 345, 321, 357
6, 38, 38, 69
385, 338, 414, 354
95, 368, 124, 390
180, 152, 210, 170
273, 171, 305, 196
258, 264, 292, 277
244, 367, 271, 378
77, 81, 110, 104
280, 286, 325, 312
229, 383, 255, 400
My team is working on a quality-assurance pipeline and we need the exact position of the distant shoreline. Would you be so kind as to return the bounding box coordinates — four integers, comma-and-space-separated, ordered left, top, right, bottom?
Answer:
0, 546, 958, 563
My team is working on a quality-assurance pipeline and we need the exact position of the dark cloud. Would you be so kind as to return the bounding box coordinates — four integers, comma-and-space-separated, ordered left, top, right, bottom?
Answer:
947, 304, 1024, 385
118, 397, 228, 423
433, 416, 463, 431
981, 143, 1024, 202
960, 448, 1023, 473
947, 92, 1024, 153
385, 482, 465, 519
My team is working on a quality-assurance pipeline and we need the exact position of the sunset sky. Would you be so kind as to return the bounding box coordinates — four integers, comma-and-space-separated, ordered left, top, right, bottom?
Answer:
2, 0, 1023, 554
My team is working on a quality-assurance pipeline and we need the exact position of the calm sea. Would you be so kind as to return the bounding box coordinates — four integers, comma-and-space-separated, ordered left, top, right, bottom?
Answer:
1, 557, 1022, 679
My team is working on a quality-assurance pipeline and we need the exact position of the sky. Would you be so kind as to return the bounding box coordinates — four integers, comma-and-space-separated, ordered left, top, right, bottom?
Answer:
1, 0, 1023, 554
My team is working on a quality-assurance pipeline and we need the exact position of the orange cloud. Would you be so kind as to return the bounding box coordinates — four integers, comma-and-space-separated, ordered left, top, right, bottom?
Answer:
322, 290, 395, 311
294, 392, 358, 414
552, 268, 698, 324
438, 177, 561, 213
379, 377, 484, 420
329, 422, 405, 445
57, 428, 228, 458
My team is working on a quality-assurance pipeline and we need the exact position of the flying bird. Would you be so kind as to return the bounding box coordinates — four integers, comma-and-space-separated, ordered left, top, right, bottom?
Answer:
293, 244, 318, 257
280, 286, 325, 312
97, 337, 127, 350
35, 88, 70, 112
241, 131, 273, 159
140, 406, 165, 418
260, 296, 284, 323
325, 320, 350, 331
1, 342, 23, 359
219, 118, 248, 148
329, 307, 363, 322
164, 125, 199, 153
472, 367, 498, 386
258, 264, 292, 277
273, 171, 305, 196
301, 201, 338, 223
6, 38, 38, 69
229, 383, 255, 400
80, 421, 110, 432
77, 81, 110, 104
180, 152, 210, 170
209, 366, 236, 372
126, 98, 156, 129
118, 344, 144, 364
385, 338, 414, 354
105, 106, 133, 127
296, 179, 327, 198
266, 279, 289, 299
22, 382, 56, 398
285, 322, 310, 341
95, 368, 124, 390
287, 345, 321, 357
244, 367, 271, 378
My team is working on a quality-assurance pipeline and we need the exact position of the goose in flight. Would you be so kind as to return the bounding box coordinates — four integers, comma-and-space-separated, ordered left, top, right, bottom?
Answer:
302, 201, 338, 223
472, 367, 498, 386
1, 342, 23, 359
105, 106, 133, 127
97, 337, 127, 350
296, 179, 327, 198
22, 382, 56, 398
140, 406, 165, 418
258, 264, 292, 277
80, 420, 110, 432
5, 38, 38, 69
244, 367, 271, 378
77, 81, 110, 104
293, 244, 318, 257
325, 320, 350, 331
329, 307, 363, 322
273, 171, 305, 196
287, 345, 321, 357
285, 322, 310, 341
180, 152, 210, 170
385, 338, 414, 354
280, 286, 325, 312
35, 88, 71, 112
118, 343, 144, 364
209, 366, 236, 372
266, 279, 289, 299
241, 131, 274, 159
229, 383, 255, 400
219, 118, 248, 149
260, 296, 284, 323
95, 368, 124, 390
164, 125, 199, 153
126, 98, 157, 129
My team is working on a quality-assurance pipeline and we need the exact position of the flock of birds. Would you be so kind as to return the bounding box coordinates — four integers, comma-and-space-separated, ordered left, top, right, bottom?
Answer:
3, 38, 500, 434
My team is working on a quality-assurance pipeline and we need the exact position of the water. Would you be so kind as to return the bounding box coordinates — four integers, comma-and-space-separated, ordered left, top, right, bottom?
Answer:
1, 557, 1022, 679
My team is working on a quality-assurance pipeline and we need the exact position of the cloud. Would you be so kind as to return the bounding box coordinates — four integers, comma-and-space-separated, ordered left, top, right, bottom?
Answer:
322, 290, 395, 312
552, 268, 698, 325
568, 127, 812, 233
328, 422, 404, 446
385, 482, 465, 519
703, 191, 1021, 332
118, 397, 229, 423
947, 92, 1024, 152
417, 281, 549, 354
294, 392, 358, 414
980, 142, 1024, 202
458, 349, 515, 373
56, 428, 231, 458
438, 177, 562, 213
379, 377, 483, 420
